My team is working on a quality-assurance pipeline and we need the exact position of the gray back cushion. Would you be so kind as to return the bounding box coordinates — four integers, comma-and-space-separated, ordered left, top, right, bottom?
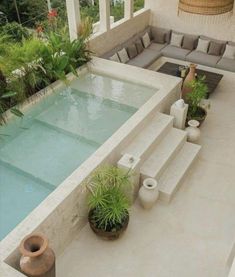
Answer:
135, 39, 144, 54
126, 44, 138, 59
208, 41, 223, 56
102, 26, 151, 59
200, 35, 227, 55
182, 34, 199, 50
151, 26, 171, 44
228, 41, 235, 47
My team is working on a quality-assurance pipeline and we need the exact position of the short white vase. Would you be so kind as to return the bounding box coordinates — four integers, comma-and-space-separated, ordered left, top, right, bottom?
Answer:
186, 120, 201, 143
138, 178, 159, 210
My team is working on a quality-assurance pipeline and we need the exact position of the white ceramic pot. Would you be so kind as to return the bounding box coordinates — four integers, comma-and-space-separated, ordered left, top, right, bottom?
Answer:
138, 178, 159, 210
175, 99, 185, 109
186, 120, 201, 143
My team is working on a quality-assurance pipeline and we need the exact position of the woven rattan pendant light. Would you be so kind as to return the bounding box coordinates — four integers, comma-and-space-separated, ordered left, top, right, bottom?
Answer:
178, 0, 234, 23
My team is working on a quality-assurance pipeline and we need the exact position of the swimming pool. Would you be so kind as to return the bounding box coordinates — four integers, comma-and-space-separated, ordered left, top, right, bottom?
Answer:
0, 72, 156, 240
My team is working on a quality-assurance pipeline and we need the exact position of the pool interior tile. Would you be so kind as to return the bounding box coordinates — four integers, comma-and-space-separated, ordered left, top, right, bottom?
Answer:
36, 90, 136, 145
70, 73, 156, 108
0, 121, 98, 185
0, 162, 52, 240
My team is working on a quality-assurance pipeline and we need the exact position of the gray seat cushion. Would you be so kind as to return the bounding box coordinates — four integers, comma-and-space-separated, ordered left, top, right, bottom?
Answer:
186, 51, 221, 67
148, 42, 167, 52
127, 49, 161, 68
216, 58, 235, 72
161, 45, 191, 60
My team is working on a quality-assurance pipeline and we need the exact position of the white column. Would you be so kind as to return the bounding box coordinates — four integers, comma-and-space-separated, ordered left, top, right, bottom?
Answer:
124, 0, 134, 19
66, 0, 81, 41
99, 0, 110, 32
47, 0, 52, 11
170, 99, 189, 130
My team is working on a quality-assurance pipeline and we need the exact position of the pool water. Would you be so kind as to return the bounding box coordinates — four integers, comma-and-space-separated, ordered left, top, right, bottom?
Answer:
0, 73, 156, 239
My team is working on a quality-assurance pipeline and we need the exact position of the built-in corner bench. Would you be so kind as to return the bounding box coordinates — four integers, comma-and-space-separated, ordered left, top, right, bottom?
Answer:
102, 26, 235, 73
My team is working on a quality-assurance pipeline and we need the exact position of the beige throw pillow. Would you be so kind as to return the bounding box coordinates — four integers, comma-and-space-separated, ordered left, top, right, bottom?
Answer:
142, 32, 151, 48
196, 39, 210, 53
223, 44, 235, 59
117, 48, 130, 63
170, 33, 184, 48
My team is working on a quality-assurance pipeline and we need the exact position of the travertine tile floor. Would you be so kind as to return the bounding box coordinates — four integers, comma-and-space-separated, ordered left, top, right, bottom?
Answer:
57, 65, 235, 277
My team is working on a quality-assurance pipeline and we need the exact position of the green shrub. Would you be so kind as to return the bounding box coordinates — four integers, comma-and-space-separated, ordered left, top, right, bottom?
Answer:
0, 23, 92, 124
134, 0, 145, 12
0, 0, 47, 27
0, 22, 30, 42
39, 29, 91, 82
0, 69, 23, 124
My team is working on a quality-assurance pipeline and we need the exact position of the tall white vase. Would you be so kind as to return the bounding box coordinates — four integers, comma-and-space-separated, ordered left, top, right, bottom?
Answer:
138, 178, 159, 210
186, 120, 201, 143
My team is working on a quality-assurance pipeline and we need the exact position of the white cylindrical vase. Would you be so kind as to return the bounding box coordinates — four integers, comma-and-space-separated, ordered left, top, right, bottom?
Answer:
138, 178, 159, 210
170, 99, 189, 130
186, 120, 201, 143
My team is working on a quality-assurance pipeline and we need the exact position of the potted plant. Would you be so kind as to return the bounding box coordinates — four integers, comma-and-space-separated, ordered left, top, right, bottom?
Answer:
86, 165, 132, 240
186, 75, 209, 126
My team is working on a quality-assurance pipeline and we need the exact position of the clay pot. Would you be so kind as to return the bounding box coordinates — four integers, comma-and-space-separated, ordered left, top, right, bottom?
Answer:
186, 120, 201, 143
182, 64, 197, 101
138, 178, 159, 210
88, 209, 129, 240
19, 233, 55, 277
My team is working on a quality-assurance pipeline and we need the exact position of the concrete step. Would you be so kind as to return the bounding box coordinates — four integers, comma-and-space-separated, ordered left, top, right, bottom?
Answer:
140, 128, 187, 180
122, 112, 173, 161
158, 142, 201, 203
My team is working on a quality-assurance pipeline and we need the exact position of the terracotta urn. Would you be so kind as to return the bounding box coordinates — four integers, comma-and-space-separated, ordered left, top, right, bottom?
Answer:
138, 178, 159, 210
185, 120, 201, 143
19, 233, 55, 277
182, 64, 197, 101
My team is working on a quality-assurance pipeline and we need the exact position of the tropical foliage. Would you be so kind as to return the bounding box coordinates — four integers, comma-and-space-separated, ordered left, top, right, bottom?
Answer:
81, 0, 144, 22
87, 165, 132, 231
0, 0, 47, 27
0, 22, 30, 42
0, 19, 92, 124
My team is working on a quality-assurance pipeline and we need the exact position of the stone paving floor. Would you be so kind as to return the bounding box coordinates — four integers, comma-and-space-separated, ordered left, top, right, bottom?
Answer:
57, 62, 235, 277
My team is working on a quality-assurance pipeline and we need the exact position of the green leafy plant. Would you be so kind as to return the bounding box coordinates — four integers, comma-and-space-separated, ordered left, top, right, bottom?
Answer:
1, 38, 47, 101
0, 23, 91, 124
186, 76, 208, 119
0, 69, 23, 124
0, 0, 47, 27
134, 0, 145, 12
87, 165, 132, 231
39, 29, 91, 82
0, 22, 30, 42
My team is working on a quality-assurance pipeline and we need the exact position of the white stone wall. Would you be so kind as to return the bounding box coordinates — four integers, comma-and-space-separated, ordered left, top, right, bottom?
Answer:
145, 0, 235, 42
89, 9, 151, 56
